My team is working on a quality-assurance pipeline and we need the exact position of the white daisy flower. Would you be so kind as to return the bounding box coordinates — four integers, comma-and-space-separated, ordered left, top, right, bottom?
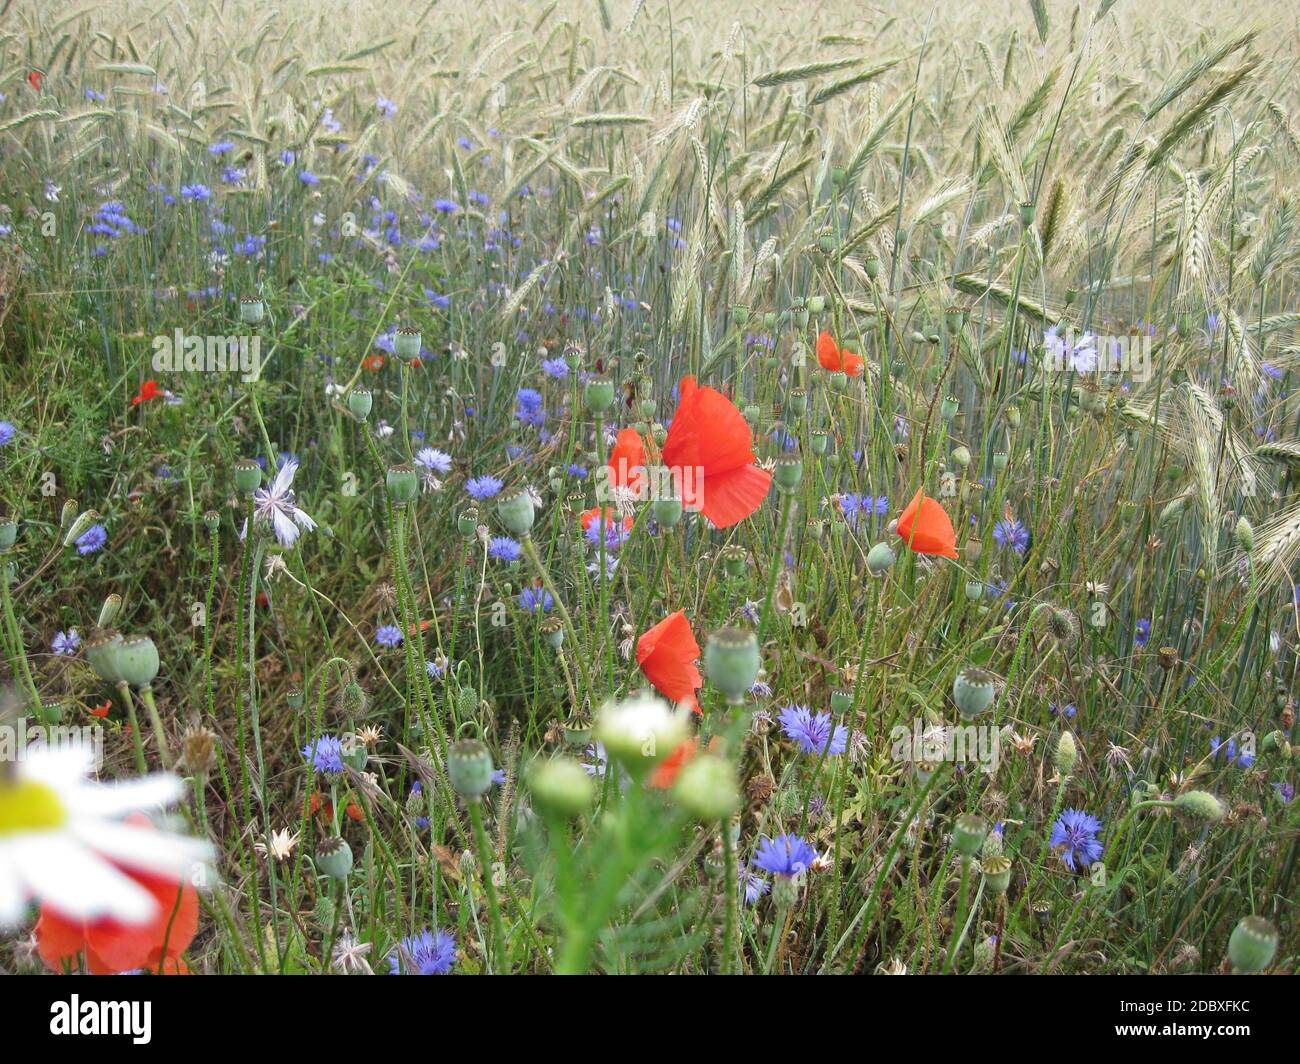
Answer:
0, 743, 213, 927
253, 458, 317, 547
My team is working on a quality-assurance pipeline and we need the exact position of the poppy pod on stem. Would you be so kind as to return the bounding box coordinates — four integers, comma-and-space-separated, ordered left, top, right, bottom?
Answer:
661, 376, 771, 529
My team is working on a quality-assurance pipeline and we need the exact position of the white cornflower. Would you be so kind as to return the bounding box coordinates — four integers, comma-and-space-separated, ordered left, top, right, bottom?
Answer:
0, 744, 212, 927
253, 458, 317, 547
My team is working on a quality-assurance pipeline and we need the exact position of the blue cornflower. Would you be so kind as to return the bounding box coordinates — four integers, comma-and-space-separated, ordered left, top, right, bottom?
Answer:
567, 464, 587, 478
180, 183, 211, 202
388, 928, 456, 975
993, 518, 1030, 554
434, 198, 460, 214
0, 420, 14, 446
489, 536, 522, 562
585, 517, 629, 552
1210, 735, 1255, 769
466, 475, 503, 500
299, 170, 320, 186
519, 586, 553, 613
302, 734, 345, 775
415, 447, 452, 475
425, 659, 448, 680
1275, 782, 1295, 804
1049, 808, 1104, 871
752, 834, 818, 878
75, 524, 107, 555
208, 140, 235, 155
51, 629, 80, 656
1049, 701, 1077, 718
376, 96, 398, 117
739, 865, 770, 905
541, 357, 568, 380
375, 624, 404, 648
1134, 618, 1151, 647
515, 387, 546, 428
777, 704, 848, 756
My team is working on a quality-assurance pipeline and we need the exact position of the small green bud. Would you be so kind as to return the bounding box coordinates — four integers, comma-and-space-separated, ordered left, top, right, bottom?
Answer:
0, 519, 15, 552
866, 542, 896, 576
1236, 516, 1254, 553
96, 593, 123, 628
62, 509, 102, 548
674, 756, 741, 822
1054, 730, 1078, 776
653, 496, 683, 529
529, 757, 595, 818
496, 487, 536, 536
1173, 789, 1227, 822
950, 444, 972, 468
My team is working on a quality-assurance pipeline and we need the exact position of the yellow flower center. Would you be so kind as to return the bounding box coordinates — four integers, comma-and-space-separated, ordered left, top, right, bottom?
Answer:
0, 780, 68, 835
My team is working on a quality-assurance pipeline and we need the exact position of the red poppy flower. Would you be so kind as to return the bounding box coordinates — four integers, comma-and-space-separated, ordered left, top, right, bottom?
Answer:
649, 737, 698, 788
407, 619, 432, 635
27, 70, 43, 91
130, 379, 162, 406
363, 353, 385, 372
86, 700, 112, 719
35, 818, 199, 975
579, 506, 633, 534
607, 427, 646, 495
662, 376, 771, 528
637, 609, 702, 714
895, 489, 959, 559
816, 331, 865, 377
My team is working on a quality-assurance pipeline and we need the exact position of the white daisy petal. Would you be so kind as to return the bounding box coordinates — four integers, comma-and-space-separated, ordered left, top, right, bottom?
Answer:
271, 506, 299, 546
63, 775, 183, 818
0, 843, 30, 927
271, 457, 297, 496
11, 835, 158, 923
72, 821, 213, 882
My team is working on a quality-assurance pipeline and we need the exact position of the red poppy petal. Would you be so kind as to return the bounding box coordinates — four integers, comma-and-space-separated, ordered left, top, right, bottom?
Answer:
700, 463, 772, 528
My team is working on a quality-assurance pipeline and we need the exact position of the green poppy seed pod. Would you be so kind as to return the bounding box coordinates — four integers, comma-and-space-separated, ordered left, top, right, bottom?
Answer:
529, 757, 595, 819
1228, 916, 1278, 974
773, 455, 804, 495
705, 627, 761, 705
1019, 201, 1036, 226
38, 699, 64, 726
385, 463, 419, 504
1260, 729, 1285, 754
638, 398, 656, 420
315, 836, 353, 880
202, 510, 220, 532
239, 297, 265, 325
448, 739, 495, 800
762, 311, 778, 330
953, 813, 988, 858
1065, 288, 1078, 306
742, 404, 761, 428
1173, 790, 1227, 823
950, 444, 972, 468
113, 634, 160, 688
1050, 731, 1077, 777
97, 594, 122, 629
653, 496, 683, 529
981, 855, 1012, 894
964, 579, 985, 601
720, 546, 748, 578
866, 541, 896, 576
786, 388, 808, 417
952, 667, 996, 719
84, 628, 124, 683
731, 304, 750, 326
286, 689, 304, 709
945, 306, 966, 332
795, 308, 811, 329
806, 517, 825, 540
340, 680, 368, 717
0, 518, 15, 552
940, 395, 959, 421
584, 375, 616, 414
810, 430, 829, 455
830, 167, 846, 186
562, 714, 592, 749
62, 509, 102, 548
540, 615, 565, 649
458, 507, 480, 537
394, 328, 422, 362
895, 226, 909, 248
234, 458, 262, 495
807, 295, 825, 315
457, 686, 479, 718
864, 255, 882, 279
1236, 516, 1254, 553
674, 756, 741, 822
992, 451, 1009, 472
1005, 406, 1022, 429
652, 424, 667, 447
340, 735, 368, 771
830, 688, 854, 714
496, 487, 536, 536
347, 387, 373, 421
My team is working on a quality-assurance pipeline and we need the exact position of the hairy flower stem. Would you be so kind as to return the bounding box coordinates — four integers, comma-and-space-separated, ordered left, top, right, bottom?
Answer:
522, 535, 595, 701
757, 493, 792, 644
721, 820, 739, 974
0, 560, 41, 712
942, 857, 973, 973
138, 685, 172, 768
115, 680, 148, 775
468, 798, 506, 973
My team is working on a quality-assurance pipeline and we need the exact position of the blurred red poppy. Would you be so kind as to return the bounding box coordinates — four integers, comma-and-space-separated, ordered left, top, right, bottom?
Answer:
895, 489, 959, 559
816, 331, 865, 377
607, 427, 646, 495
131, 380, 162, 406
